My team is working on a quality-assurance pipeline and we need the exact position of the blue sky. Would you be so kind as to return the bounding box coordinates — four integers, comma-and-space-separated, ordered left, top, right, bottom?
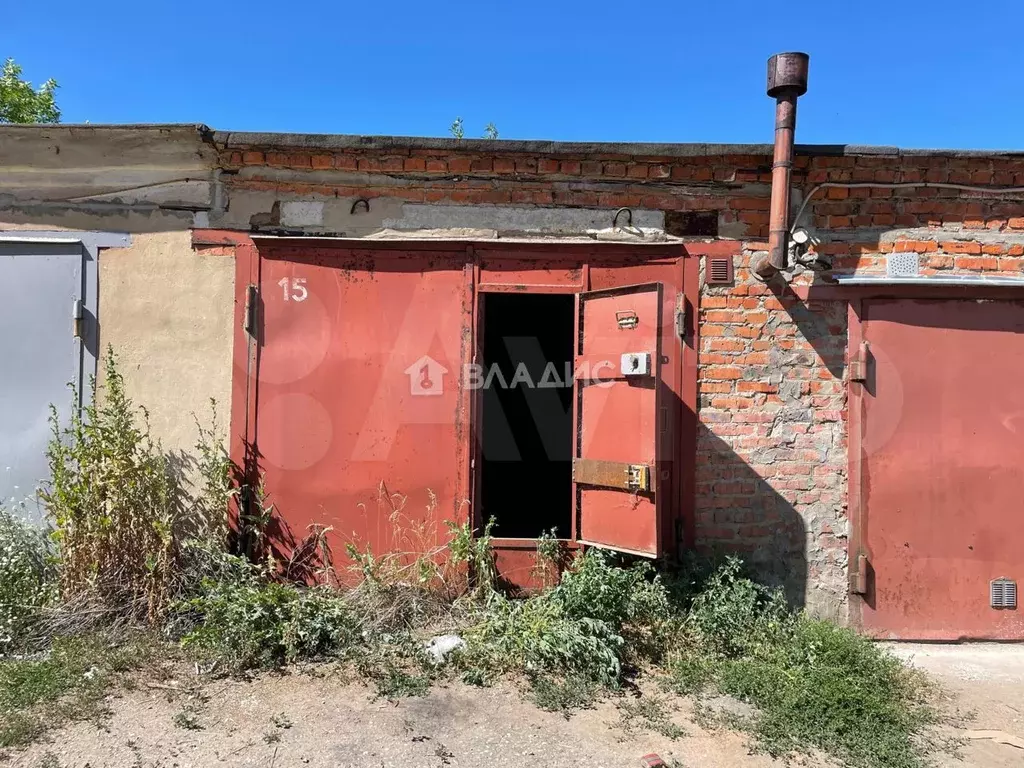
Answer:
3, 1, 1022, 149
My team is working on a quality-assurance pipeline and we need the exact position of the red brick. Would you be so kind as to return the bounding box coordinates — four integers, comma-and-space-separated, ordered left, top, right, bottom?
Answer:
265, 152, 289, 167
493, 158, 515, 173
710, 397, 752, 410
707, 338, 746, 352
425, 159, 447, 172
981, 244, 1005, 255
704, 366, 743, 380
357, 157, 381, 171
940, 241, 982, 254
311, 154, 334, 169
603, 162, 627, 177
649, 164, 671, 179
1008, 217, 1024, 230
228, 151, 243, 165
729, 197, 771, 211
242, 150, 264, 164
448, 157, 472, 173
954, 256, 999, 270
737, 381, 777, 393
515, 158, 538, 173
538, 158, 560, 174
704, 310, 746, 323
469, 157, 492, 172
403, 157, 426, 171
334, 154, 358, 170
626, 164, 649, 179
581, 160, 602, 176
1009, 244, 1024, 256
559, 160, 581, 175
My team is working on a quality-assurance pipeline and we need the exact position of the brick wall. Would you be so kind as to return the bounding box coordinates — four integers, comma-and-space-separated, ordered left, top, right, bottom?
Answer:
218, 139, 1024, 618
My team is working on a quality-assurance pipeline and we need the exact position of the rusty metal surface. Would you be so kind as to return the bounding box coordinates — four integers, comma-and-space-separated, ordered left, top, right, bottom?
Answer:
857, 298, 1024, 640
249, 244, 471, 575
756, 52, 809, 279
575, 285, 663, 557
766, 52, 809, 97
572, 458, 650, 492
231, 240, 690, 585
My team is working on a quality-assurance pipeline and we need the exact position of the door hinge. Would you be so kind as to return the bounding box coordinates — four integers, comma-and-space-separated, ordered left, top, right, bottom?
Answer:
244, 284, 259, 337
72, 299, 84, 339
850, 553, 869, 594
849, 341, 869, 383
675, 305, 686, 339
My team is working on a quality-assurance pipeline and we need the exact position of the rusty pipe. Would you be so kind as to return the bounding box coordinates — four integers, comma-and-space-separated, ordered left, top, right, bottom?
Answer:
754, 52, 809, 281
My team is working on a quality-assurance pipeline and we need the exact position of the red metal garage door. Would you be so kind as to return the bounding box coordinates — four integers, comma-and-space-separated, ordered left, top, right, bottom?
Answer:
246, 242, 473, 574
852, 298, 1024, 640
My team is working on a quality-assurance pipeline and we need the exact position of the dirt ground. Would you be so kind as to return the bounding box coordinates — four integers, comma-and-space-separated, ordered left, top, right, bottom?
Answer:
6, 669, 775, 768
4, 644, 1023, 768
886, 643, 1024, 768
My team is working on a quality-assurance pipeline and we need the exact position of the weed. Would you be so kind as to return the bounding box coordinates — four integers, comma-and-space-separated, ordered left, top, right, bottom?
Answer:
717, 618, 941, 768
532, 528, 565, 589
672, 557, 945, 768
262, 730, 281, 744
172, 703, 203, 731
616, 693, 686, 740
270, 712, 293, 729
352, 638, 433, 699
42, 348, 181, 623
38, 753, 62, 768
0, 506, 56, 652
447, 516, 497, 597
528, 673, 599, 714
178, 563, 359, 670
0, 634, 151, 747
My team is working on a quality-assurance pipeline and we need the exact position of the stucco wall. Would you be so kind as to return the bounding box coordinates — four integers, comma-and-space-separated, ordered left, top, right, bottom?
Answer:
98, 230, 234, 461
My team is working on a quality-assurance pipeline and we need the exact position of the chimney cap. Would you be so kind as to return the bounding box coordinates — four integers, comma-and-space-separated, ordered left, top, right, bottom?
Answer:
767, 52, 809, 98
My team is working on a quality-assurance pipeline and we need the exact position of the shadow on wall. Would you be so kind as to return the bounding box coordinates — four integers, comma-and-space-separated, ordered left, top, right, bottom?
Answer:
695, 424, 809, 610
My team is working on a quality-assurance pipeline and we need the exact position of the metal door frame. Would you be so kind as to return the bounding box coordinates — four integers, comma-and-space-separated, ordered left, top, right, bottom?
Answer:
0, 231, 129, 405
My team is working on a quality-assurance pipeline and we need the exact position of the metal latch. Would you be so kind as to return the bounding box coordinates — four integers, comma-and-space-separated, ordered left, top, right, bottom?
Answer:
244, 284, 259, 337
626, 464, 650, 492
72, 299, 84, 339
616, 310, 639, 330
849, 341, 870, 383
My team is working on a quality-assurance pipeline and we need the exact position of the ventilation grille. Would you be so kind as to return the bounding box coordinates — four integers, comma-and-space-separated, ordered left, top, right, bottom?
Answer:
991, 578, 1017, 609
707, 256, 734, 285
887, 253, 921, 278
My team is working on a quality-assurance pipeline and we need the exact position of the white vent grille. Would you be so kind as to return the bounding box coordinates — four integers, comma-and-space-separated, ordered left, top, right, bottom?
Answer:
887, 253, 921, 278
991, 578, 1017, 609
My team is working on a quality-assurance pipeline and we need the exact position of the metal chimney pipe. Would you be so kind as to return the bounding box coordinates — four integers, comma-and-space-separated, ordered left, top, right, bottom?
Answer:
754, 52, 809, 280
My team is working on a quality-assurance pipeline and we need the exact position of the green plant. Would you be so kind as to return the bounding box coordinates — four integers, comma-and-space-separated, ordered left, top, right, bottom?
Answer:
616, 693, 686, 740
448, 117, 464, 139
483, 123, 499, 140
447, 517, 496, 597
191, 400, 235, 548
0, 58, 59, 124
716, 617, 942, 768
532, 528, 565, 589
0, 507, 56, 652
0, 634, 150, 747
42, 348, 180, 623
179, 561, 359, 669
172, 704, 203, 730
